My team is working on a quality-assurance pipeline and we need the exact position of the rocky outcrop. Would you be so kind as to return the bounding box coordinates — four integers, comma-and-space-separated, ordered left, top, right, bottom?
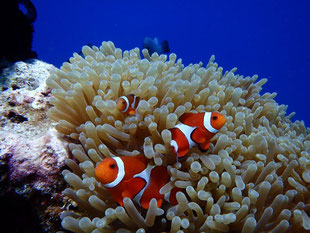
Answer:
0, 60, 70, 232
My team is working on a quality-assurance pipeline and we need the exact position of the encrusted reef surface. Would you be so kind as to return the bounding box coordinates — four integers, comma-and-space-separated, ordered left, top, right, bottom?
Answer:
0, 60, 70, 232
47, 42, 310, 233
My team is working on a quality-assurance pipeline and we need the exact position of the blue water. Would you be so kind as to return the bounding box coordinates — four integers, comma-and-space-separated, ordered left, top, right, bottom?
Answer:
31, 0, 310, 128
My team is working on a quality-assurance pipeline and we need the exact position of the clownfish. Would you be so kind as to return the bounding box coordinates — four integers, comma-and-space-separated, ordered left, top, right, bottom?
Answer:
95, 155, 180, 209
116, 94, 140, 115
169, 112, 226, 159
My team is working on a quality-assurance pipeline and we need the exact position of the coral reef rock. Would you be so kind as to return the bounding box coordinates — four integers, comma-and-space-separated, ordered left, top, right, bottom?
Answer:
0, 60, 70, 232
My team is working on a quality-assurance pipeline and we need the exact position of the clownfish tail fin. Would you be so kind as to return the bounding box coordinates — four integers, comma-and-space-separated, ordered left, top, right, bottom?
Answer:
128, 108, 136, 115
198, 141, 210, 152
165, 187, 183, 206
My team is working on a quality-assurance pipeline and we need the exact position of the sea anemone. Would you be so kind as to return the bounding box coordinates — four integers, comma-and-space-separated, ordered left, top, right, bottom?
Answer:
47, 41, 310, 232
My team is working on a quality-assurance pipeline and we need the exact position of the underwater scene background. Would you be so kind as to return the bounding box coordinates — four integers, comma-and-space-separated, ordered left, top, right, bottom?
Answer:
1, 0, 310, 233
31, 0, 310, 127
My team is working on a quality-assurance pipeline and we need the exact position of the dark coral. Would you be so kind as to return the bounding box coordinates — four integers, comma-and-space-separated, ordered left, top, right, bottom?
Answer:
6, 110, 28, 123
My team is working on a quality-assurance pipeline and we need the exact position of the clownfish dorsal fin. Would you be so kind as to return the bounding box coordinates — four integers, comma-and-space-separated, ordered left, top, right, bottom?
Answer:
126, 94, 135, 103
135, 154, 149, 163
179, 112, 194, 124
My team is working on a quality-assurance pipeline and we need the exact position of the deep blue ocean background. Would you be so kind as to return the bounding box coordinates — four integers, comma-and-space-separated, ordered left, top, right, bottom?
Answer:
31, 0, 310, 127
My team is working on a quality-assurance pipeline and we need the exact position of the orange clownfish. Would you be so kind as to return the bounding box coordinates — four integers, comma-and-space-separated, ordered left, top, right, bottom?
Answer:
116, 94, 140, 115
169, 112, 226, 159
95, 155, 180, 209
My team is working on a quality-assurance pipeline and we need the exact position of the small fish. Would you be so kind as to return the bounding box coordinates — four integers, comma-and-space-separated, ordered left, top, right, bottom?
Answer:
169, 112, 226, 159
95, 155, 180, 209
143, 37, 170, 55
116, 94, 140, 115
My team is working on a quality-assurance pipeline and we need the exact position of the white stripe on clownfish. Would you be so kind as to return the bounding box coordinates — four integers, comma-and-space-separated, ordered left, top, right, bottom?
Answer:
133, 164, 155, 205
170, 123, 196, 157
174, 123, 196, 147
95, 154, 180, 209
103, 157, 125, 188
102, 157, 158, 207
120, 96, 130, 113
170, 140, 178, 155
203, 112, 219, 133
131, 95, 137, 109
169, 112, 226, 159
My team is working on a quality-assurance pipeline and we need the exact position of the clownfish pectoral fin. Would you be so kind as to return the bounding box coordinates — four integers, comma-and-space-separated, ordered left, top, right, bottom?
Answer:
198, 141, 210, 152
127, 108, 136, 115
122, 177, 146, 199
191, 127, 209, 144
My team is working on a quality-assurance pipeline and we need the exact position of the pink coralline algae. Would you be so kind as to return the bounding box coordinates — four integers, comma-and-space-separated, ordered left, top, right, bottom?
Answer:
4, 128, 67, 191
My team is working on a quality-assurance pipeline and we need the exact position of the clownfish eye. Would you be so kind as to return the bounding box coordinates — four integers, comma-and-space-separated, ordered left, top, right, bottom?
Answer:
212, 116, 218, 120
109, 164, 116, 169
